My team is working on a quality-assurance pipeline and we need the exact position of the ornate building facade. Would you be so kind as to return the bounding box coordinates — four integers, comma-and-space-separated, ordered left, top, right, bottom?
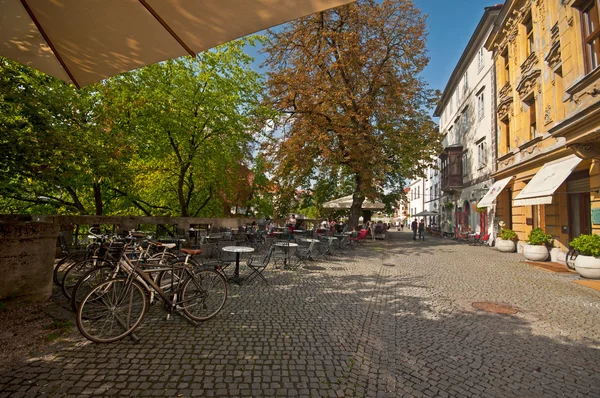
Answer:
484, 0, 600, 257
433, 5, 501, 239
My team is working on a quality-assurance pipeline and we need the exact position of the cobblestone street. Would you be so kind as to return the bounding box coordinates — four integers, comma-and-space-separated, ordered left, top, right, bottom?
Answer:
1, 231, 600, 397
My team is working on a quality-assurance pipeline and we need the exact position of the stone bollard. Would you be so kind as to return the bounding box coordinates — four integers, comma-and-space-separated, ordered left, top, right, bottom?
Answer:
0, 222, 59, 303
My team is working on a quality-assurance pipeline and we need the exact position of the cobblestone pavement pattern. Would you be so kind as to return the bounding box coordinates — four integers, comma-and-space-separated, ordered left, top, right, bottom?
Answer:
1, 231, 600, 397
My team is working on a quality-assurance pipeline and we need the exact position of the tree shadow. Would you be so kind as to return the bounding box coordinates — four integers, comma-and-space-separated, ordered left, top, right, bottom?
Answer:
1, 238, 599, 397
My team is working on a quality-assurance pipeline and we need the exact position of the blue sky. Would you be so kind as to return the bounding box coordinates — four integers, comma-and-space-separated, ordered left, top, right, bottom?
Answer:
245, 0, 497, 114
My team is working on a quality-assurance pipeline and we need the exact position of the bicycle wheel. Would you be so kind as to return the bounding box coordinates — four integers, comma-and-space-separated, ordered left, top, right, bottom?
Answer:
155, 260, 199, 293
77, 278, 147, 343
180, 269, 227, 321
70, 265, 119, 312
61, 257, 114, 300
53, 252, 88, 287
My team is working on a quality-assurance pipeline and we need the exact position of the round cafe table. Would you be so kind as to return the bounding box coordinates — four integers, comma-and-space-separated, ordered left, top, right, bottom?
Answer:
221, 246, 254, 284
273, 241, 298, 268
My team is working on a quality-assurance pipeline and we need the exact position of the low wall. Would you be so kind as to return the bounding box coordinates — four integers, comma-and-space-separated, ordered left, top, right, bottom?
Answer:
0, 222, 59, 302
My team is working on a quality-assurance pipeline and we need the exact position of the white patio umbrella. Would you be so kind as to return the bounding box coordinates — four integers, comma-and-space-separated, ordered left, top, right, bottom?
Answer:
0, 0, 355, 87
322, 195, 385, 210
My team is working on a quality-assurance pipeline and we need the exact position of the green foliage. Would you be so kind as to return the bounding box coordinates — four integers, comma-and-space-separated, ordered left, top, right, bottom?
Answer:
499, 228, 518, 241
569, 234, 600, 257
526, 228, 553, 246
1, 36, 274, 217
444, 202, 454, 211
263, 0, 441, 228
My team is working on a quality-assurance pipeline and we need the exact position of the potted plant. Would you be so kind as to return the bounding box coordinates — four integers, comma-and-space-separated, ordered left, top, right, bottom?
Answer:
523, 227, 552, 261
569, 234, 600, 279
496, 227, 517, 253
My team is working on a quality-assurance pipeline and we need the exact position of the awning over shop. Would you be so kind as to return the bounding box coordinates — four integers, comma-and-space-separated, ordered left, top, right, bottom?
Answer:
513, 155, 583, 206
476, 177, 514, 208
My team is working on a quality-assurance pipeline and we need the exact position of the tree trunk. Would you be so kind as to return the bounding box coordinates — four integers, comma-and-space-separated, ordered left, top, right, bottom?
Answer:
178, 166, 190, 217
93, 182, 103, 215
348, 194, 365, 231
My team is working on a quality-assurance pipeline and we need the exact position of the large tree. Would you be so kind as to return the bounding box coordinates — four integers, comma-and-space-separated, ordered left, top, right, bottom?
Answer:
263, 0, 441, 228
0, 57, 132, 215
99, 38, 271, 217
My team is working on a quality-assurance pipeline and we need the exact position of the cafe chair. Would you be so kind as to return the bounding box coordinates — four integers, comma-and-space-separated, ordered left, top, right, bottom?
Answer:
246, 246, 274, 285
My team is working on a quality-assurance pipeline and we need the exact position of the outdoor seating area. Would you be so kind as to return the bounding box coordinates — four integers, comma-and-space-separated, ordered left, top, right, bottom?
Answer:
42, 216, 377, 344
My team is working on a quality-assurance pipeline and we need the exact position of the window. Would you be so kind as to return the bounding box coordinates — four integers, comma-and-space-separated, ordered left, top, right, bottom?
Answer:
461, 108, 469, 138
477, 91, 485, 120
581, 0, 600, 72
477, 47, 485, 71
502, 48, 510, 85
501, 116, 511, 152
524, 14, 535, 57
524, 97, 537, 139
462, 150, 469, 176
463, 72, 468, 94
477, 140, 487, 168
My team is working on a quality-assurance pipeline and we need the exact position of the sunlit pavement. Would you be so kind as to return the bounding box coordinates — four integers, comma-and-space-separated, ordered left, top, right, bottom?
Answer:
1, 231, 599, 397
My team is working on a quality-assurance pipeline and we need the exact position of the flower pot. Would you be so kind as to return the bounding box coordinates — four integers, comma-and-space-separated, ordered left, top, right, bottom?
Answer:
496, 238, 515, 253
523, 244, 549, 261
574, 255, 600, 279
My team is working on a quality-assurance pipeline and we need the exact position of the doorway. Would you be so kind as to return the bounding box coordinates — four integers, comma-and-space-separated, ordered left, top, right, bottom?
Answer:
567, 172, 591, 239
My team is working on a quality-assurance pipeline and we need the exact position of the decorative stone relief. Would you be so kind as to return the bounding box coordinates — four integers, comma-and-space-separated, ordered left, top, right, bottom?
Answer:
516, 69, 541, 99
499, 82, 512, 100
573, 85, 600, 104
497, 97, 514, 120
569, 142, 600, 160
521, 52, 539, 75
523, 143, 538, 155
536, 0, 546, 25
501, 157, 515, 168
544, 104, 553, 125
545, 23, 562, 71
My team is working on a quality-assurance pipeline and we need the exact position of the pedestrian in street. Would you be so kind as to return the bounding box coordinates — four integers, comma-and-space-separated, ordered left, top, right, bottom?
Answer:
411, 218, 418, 240
418, 218, 425, 240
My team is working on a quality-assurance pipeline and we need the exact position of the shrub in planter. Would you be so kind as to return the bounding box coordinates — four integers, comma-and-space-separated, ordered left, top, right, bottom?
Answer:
569, 234, 600, 279
496, 228, 517, 252
526, 228, 553, 246
499, 228, 518, 241
569, 234, 600, 257
523, 228, 552, 261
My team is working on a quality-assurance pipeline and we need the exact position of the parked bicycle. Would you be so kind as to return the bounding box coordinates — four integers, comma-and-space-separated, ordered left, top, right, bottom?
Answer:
76, 241, 228, 343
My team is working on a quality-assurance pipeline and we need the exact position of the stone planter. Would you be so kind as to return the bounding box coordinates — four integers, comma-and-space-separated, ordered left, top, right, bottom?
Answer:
523, 244, 549, 261
574, 255, 600, 279
496, 238, 516, 253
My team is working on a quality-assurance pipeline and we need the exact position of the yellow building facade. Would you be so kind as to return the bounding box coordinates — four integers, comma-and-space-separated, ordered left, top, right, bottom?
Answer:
485, 0, 600, 256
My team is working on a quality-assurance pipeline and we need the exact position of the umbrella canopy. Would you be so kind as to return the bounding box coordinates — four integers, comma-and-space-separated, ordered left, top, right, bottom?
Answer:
322, 195, 386, 210
1, 0, 355, 87
414, 210, 438, 217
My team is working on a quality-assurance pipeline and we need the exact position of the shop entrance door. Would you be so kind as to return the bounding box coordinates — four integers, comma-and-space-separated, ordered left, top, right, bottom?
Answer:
567, 173, 590, 240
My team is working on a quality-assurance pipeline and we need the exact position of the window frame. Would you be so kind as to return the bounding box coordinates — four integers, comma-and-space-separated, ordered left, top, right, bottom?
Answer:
524, 13, 535, 57
477, 140, 487, 169
581, 0, 600, 73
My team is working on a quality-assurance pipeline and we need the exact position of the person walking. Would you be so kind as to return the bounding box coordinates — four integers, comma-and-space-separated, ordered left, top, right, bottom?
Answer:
418, 218, 425, 240
411, 218, 418, 240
